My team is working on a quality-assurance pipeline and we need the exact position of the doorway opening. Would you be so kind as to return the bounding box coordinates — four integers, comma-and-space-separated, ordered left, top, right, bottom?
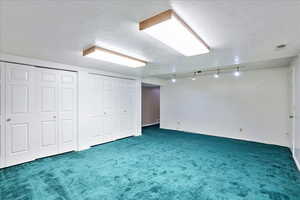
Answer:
142, 83, 160, 128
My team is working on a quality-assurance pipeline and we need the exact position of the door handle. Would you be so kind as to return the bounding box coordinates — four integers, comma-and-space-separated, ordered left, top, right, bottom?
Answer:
289, 115, 294, 119
53, 116, 57, 119
6, 118, 11, 122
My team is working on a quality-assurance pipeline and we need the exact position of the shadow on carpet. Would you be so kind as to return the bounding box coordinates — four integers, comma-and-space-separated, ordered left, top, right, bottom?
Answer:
1, 125, 300, 200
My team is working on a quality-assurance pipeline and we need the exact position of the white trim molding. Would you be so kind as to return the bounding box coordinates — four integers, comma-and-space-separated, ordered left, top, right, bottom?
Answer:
293, 154, 300, 171
142, 122, 160, 127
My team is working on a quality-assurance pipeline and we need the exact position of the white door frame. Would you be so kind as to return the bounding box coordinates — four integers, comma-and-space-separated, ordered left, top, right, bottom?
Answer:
289, 65, 296, 155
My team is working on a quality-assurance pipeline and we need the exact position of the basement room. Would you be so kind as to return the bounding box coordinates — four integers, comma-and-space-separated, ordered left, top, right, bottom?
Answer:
0, 0, 300, 199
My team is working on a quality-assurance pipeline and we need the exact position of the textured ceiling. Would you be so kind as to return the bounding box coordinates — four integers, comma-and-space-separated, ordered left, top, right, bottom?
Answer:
1, 0, 300, 77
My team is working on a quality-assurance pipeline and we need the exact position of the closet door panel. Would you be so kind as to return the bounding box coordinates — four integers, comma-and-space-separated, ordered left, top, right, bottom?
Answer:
61, 119, 74, 143
119, 80, 127, 137
88, 75, 105, 145
36, 69, 59, 158
5, 64, 37, 166
120, 80, 136, 137
59, 71, 77, 153
41, 120, 56, 147
103, 77, 114, 140
127, 82, 136, 134
103, 114, 113, 138
111, 79, 121, 139
120, 115, 129, 136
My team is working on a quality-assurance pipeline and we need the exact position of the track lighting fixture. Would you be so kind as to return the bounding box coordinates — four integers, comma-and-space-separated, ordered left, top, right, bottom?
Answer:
188, 67, 243, 82
234, 66, 240, 77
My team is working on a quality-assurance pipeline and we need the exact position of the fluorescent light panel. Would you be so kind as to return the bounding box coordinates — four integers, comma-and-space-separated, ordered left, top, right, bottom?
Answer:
139, 9, 210, 56
83, 46, 147, 68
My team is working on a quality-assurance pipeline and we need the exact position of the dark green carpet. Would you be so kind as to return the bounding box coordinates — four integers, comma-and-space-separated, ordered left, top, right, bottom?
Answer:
1, 125, 300, 200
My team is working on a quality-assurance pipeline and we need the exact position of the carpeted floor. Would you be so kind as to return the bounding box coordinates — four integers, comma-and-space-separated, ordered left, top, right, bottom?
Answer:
1, 125, 300, 200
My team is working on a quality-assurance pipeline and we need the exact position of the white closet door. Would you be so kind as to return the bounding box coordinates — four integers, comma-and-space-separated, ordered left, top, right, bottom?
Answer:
111, 78, 121, 139
59, 71, 77, 153
36, 69, 59, 158
120, 80, 136, 137
127, 81, 136, 134
103, 77, 114, 140
88, 75, 105, 146
5, 63, 38, 166
120, 80, 130, 137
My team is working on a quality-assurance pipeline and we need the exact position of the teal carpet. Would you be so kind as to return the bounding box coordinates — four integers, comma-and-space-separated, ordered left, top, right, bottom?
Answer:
1, 125, 300, 200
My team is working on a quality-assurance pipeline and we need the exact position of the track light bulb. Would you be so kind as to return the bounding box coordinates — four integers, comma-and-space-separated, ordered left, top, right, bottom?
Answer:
234, 67, 240, 77
171, 74, 176, 83
234, 71, 240, 76
214, 69, 220, 78
192, 72, 197, 80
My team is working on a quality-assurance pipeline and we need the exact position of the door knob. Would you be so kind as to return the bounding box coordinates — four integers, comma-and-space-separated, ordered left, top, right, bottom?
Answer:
289, 115, 294, 119
6, 118, 11, 122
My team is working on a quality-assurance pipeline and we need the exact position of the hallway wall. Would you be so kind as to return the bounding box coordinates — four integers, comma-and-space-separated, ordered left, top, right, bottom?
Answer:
142, 87, 160, 126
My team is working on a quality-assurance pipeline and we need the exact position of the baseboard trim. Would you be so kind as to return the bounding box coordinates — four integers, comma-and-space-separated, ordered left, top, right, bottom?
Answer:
142, 122, 159, 127
77, 146, 91, 151
160, 126, 289, 147
293, 154, 300, 171
134, 132, 142, 136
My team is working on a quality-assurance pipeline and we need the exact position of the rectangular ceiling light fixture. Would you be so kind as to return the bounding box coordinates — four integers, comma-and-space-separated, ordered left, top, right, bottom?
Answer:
139, 9, 210, 56
83, 46, 147, 68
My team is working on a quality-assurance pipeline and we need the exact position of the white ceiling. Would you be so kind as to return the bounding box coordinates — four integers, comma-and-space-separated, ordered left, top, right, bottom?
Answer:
1, 0, 300, 78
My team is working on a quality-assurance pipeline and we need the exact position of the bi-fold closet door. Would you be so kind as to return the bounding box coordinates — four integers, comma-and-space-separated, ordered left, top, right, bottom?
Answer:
89, 75, 106, 146
5, 65, 38, 166
88, 74, 136, 147
2, 63, 77, 167
120, 79, 136, 137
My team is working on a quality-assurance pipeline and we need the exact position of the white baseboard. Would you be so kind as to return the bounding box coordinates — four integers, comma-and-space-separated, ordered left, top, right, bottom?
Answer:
142, 122, 159, 127
77, 146, 90, 151
293, 154, 300, 171
134, 132, 142, 136
160, 125, 290, 147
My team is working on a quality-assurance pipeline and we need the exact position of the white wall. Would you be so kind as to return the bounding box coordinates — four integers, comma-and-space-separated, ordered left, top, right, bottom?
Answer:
142, 87, 160, 126
161, 67, 289, 147
291, 55, 300, 170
